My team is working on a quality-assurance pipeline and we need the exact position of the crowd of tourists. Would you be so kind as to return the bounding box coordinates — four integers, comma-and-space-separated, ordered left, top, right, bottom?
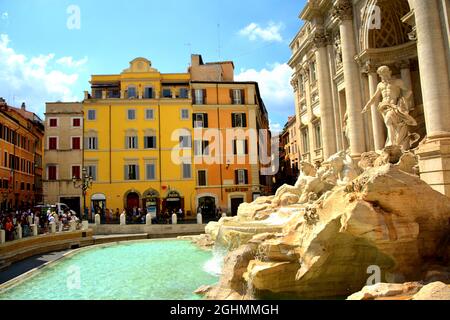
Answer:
0, 208, 80, 242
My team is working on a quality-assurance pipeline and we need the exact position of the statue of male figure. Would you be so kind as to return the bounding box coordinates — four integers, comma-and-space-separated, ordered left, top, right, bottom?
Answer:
362, 65, 419, 150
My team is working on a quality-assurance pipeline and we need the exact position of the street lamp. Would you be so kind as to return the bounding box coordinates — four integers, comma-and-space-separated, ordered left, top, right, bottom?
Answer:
72, 167, 93, 221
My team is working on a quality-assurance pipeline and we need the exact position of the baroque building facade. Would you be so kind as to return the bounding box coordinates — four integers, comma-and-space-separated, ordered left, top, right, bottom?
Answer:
289, 0, 450, 196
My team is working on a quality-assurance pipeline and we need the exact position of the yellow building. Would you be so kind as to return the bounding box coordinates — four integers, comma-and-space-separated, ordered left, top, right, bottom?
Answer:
83, 58, 196, 219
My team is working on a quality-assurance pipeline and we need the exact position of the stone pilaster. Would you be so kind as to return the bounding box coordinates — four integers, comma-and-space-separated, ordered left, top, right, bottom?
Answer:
313, 30, 337, 158
333, 0, 366, 157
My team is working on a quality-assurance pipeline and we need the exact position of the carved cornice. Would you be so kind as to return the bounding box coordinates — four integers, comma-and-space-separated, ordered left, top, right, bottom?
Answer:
332, 0, 353, 22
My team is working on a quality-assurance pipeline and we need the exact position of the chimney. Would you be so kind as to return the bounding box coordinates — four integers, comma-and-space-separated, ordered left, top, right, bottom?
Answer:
191, 54, 203, 67
21, 102, 26, 110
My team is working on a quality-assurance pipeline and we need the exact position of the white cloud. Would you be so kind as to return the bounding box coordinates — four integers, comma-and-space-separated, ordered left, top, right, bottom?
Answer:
0, 34, 83, 116
239, 22, 284, 42
56, 56, 88, 68
236, 63, 294, 128
269, 122, 283, 135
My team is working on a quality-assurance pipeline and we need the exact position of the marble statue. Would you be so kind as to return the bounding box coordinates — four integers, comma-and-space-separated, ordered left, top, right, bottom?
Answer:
362, 65, 419, 150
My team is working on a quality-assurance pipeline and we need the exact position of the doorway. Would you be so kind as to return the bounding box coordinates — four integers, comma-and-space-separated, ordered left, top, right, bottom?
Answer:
126, 192, 140, 210
198, 196, 216, 218
230, 197, 244, 216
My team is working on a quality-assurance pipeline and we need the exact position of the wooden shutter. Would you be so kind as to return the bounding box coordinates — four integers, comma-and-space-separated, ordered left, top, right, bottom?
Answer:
244, 140, 248, 155
203, 89, 207, 104
192, 113, 196, 128
243, 113, 247, 127
124, 165, 128, 180
136, 165, 140, 180
191, 89, 196, 104
234, 170, 238, 185
244, 170, 248, 184
241, 89, 246, 104
231, 113, 236, 128
204, 113, 208, 128
230, 89, 234, 104
233, 140, 237, 155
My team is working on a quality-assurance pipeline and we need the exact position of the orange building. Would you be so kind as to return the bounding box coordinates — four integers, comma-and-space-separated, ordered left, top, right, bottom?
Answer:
190, 55, 272, 216
0, 99, 44, 210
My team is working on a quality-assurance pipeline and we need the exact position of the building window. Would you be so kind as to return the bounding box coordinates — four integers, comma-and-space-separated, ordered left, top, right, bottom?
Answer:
145, 109, 154, 120
314, 122, 322, 149
49, 118, 58, 127
181, 109, 190, 120
127, 109, 136, 120
125, 164, 139, 180
127, 86, 137, 99
87, 110, 96, 121
197, 170, 207, 186
194, 89, 205, 104
26, 183, 30, 191
179, 135, 192, 148
235, 169, 248, 185
71, 137, 81, 150
20, 182, 25, 190
86, 165, 97, 181
302, 128, 310, 153
233, 139, 248, 155
3, 151, 7, 167
72, 118, 81, 127
162, 88, 172, 98
126, 136, 138, 149
179, 88, 189, 99
231, 113, 247, 128
231, 89, 245, 105
194, 140, 209, 156
144, 136, 157, 149
72, 166, 81, 179
86, 137, 98, 150
48, 165, 57, 181
182, 163, 192, 179
48, 137, 58, 150
144, 87, 153, 99
93, 90, 102, 99
193, 113, 208, 128
146, 163, 156, 181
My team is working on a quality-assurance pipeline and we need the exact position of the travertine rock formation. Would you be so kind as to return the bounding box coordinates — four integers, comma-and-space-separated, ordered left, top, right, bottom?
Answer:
203, 148, 450, 300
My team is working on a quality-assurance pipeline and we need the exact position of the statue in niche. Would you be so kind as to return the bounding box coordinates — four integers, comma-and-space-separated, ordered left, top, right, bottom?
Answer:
334, 36, 342, 68
362, 66, 420, 150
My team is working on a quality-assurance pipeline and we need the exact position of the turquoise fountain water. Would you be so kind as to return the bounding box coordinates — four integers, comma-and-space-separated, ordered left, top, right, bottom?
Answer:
0, 240, 219, 300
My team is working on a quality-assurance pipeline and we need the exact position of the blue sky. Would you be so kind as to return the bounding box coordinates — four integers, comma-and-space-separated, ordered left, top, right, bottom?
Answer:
0, 0, 306, 132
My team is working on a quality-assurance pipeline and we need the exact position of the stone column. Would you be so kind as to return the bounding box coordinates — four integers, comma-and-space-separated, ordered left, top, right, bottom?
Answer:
410, 0, 450, 197
313, 31, 337, 158
399, 60, 415, 109
409, 0, 450, 139
367, 69, 386, 150
333, 0, 366, 157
